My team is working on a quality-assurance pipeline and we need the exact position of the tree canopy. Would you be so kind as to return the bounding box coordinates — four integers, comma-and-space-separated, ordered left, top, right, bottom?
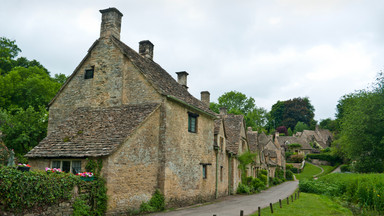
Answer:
0, 37, 66, 159
269, 97, 316, 131
210, 91, 267, 131
335, 72, 384, 173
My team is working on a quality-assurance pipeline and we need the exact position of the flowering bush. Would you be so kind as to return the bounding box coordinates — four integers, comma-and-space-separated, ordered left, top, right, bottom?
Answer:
18, 163, 31, 167
45, 167, 62, 173
77, 172, 93, 177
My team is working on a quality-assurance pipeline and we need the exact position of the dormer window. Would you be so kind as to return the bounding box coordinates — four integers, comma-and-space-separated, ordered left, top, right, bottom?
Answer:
84, 67, 94, 79
188, 112, 199, 133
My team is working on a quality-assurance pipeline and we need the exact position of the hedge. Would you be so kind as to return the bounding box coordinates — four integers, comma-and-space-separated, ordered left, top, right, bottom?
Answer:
306, 153, 342, 166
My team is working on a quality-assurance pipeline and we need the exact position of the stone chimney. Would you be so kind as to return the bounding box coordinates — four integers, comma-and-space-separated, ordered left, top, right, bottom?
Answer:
248, 127, 252, 132
219, 107, 227, 115
139, 40, 154, 60
176, 71, 189, 89
99, 8, 123, 40
200, 91, 210, 106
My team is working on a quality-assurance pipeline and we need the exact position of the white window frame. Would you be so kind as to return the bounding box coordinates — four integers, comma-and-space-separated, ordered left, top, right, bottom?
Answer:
51, 160, 82, 174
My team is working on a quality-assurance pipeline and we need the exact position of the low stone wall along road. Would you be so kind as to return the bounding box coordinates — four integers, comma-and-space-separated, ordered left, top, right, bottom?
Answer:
148, 180, 299, 216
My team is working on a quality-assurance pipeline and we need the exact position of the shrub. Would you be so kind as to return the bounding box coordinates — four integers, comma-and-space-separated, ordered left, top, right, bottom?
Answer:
139, 189, 165, 213
290, 154, 304, 163
286, 170, 294, 180
260, 169, 268, 175
306, 153, 342, 166
286, 164, 293, 170
258, 174, 268, 185
250, 178, 265, 192
73, 197, 91, 216
340, 164, 350, 172
237, 183, 251, 194
290, 167, 299, 173
287, 143, 302, 149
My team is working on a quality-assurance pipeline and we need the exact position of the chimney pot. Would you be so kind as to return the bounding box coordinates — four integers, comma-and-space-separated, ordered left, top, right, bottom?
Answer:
176, 71, 189, 89
219, 107, 227, 115
139, 40, 154, 60
99, 8, 123, 40
200, 91, 210, 106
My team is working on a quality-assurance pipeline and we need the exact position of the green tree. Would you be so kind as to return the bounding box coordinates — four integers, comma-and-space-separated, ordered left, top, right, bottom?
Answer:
0, 106, 48, 156
337, 72, 384, 173
294, 121, 309, 133
269, 97, 316, 131
0, 66, 62, 110
210, 91, 267, 131
319, 118, 338, 132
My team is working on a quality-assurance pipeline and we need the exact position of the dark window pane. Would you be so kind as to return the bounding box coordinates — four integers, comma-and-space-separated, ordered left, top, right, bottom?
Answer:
72, 161, 81, 174
52, 161, 61, 169
62, 161, 71, 173
203, 165, 207, 179
188, 115, 197, 133
84, 69, 94, 79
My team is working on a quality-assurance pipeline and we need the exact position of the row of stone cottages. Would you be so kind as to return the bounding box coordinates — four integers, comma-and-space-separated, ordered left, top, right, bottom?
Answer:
25, 8, 286, 214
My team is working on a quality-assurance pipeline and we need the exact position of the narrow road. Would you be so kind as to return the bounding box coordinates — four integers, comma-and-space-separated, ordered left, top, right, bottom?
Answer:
148, 181, 298, 216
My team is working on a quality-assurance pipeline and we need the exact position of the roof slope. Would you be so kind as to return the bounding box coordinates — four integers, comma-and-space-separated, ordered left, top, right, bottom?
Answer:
26, 103, 160, 158
247, 130, 259, 153
111, 36, 216, 117
277, 136, 312, 150
221, 114, 244, 154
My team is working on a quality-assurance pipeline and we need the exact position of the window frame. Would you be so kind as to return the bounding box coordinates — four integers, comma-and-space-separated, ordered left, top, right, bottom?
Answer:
51, 160, 82, 174
188, 112, 199, 133
84, 66, 94, 79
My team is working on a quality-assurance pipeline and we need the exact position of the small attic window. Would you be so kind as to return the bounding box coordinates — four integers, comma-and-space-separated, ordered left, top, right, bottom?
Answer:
84, 67, 94, 79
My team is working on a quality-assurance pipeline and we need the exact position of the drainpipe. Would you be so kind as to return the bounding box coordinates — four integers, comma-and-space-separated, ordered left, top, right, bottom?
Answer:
228, 153, 232, 195
214, 146, 219, 199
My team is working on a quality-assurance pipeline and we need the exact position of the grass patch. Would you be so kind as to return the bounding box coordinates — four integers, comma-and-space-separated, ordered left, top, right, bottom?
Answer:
316, 165, 337, 177
251, 192, 352, 216
295, 163, 322, 180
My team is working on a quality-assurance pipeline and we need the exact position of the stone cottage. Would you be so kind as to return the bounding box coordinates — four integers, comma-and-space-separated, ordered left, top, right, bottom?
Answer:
218, 108, 249, 194
213, 118, 230, 197
26, 7, 219, 213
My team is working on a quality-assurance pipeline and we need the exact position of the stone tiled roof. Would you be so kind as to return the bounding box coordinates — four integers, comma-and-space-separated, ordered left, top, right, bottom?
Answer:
258, 132, 271, 147
26, 104, 160, 158
214, 119, 222, 135
110, 36, 216, 117
277, 136, 312, 150
221, 114, 244, 155
247, 130, 259, 153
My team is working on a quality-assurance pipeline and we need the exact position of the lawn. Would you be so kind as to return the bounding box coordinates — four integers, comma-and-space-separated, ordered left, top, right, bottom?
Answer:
316, 165, 337, 177
295, 163, 322, 180
251, 192, 353, 216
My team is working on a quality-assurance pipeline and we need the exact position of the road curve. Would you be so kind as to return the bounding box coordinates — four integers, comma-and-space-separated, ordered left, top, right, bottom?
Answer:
147, 180, 299, 216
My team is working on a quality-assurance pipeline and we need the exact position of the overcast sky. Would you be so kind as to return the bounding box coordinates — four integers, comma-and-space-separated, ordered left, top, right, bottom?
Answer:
1, 0, 383, 121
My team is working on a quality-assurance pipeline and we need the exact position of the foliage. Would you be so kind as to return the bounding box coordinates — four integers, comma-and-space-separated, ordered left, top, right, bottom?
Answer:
139, 189, 165, 213
319, 118, 338, 132
0, 166, 79, 213
254, 192, 353, 216
287, 143, 301, 149
340, 164, 351, 173
237, 183, 251, 194
269, 97, 316, 131
85, 158, 103, 177
237, 151, 257, 183
276, 126, 288, 136
73, 196, 92, 216
289, 154, 304, 163
210, 91, 268, 131
306, 153, 342, 166
287, 127, 293, 136
294, 121, 309, 133
0, 106, 48, 155
0, 141, 10, 165
299, 173, 384, 214
285, 170, 294, 180
335, 72, 384, 173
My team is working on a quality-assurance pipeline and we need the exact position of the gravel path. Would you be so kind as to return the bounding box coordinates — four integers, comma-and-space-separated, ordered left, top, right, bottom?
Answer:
147, 181, 299, 216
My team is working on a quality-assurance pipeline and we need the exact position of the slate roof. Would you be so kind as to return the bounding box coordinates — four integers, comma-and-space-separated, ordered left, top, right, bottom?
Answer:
221, 114, 244, 155
26, 104, 160, 158
247, 130, 259, 153
277, 136, 312, 150
110, 36, 216, 117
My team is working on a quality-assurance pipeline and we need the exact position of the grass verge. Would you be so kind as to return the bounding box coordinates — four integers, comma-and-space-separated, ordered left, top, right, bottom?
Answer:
251, 192, 353, 216
295, 163, 322, 180
316, 165, 337, 177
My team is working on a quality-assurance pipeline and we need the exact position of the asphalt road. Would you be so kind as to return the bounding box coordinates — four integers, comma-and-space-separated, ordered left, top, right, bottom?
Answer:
148, 180, 299, 216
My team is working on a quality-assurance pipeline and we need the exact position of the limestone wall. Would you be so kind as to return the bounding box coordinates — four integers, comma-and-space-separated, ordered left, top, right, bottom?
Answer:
103, 107, 161, 212
161, 100, 216, 207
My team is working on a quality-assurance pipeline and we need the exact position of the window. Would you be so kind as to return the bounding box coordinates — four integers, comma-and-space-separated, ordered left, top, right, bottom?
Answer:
202, 165, 207, 179
52, 160, 82, 174
188, 112, 199, 133
84, 67, 94, 79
